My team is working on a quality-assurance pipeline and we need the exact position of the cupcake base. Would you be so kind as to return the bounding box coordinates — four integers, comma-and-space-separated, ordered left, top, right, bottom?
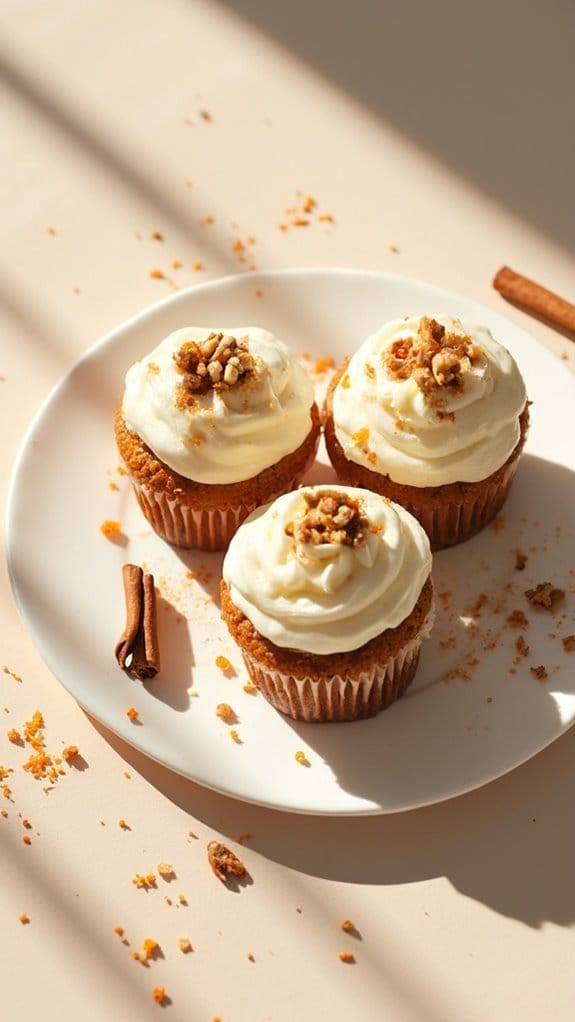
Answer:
324, 368, 529, 550
242, 638, 422, 722
115, 403, 321, 551
221, 577, 435, 723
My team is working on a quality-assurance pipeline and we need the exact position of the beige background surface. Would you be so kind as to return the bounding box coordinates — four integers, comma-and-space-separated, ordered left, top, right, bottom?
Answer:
1, 1, 575, 1019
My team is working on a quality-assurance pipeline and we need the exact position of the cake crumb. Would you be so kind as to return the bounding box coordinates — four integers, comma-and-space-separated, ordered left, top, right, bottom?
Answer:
294, 750, 310, 766
243, 682, 257, 694
151, 987, 167, 1005
514, 550, 528, 571
525, 582, 565, 611
100, 519, 122, 539
61, 745, 79, 763
507, 609, 529, 629
216, 703, 236, 722
207, 841, 246, 882
562, 635, 575, 652
126, 707, 140, 722
19, 913, 30, 924
247, 951, 255, 962
113, 925, 125, 938
530, 665, 548, 682
179, 938, 192, 953
340, 919, 357, 933
238, 832, 253, 845
338, 951, 356, 963
157, 862, 175, 880
229, 729, 242, 744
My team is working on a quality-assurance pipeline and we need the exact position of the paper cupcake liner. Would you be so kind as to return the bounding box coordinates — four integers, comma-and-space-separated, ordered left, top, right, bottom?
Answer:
131, 475, 305, 551
241, 605, 435, 723
403, 454, 521, 551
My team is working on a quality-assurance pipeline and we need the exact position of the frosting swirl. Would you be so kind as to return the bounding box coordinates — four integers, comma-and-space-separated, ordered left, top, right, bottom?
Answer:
332, 315, 527, 487
222, 485, 432, 654
122, 326, 314, 485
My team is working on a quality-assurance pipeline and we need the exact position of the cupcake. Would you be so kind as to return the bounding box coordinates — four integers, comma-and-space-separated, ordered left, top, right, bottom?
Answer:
221, 485, 434, 722
115, 327, 321, 550
324, 315, 529, 549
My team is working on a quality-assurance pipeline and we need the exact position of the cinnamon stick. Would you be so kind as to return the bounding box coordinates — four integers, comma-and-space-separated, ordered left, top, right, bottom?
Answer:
115, 564, 160, 679
493, 266, 575, 338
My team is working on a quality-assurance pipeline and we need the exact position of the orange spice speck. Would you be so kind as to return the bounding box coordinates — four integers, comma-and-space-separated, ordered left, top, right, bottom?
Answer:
313, 356, 335, 374
292, 217, 310, 227
318, 213, 334, 223
352, 428, 369, 447
215, 655, 232, 671
302, 196, 316, 213
100, 519, 122, 538
171, 258, 183, 270
216, 703, 235, 721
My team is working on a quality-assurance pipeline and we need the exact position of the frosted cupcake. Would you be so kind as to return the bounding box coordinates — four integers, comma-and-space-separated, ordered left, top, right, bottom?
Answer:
115, 327, 321, 550
324, 315, 529, 549
221, 485, 434, 722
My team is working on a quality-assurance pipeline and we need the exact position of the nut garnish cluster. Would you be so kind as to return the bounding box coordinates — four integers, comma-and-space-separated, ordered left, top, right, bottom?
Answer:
173, 332, 256, 405
384, 316, 483, 401
285, 491, 369, 547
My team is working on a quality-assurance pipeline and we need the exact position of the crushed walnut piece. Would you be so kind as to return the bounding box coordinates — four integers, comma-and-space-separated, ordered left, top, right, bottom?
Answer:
286, 491, 369, 548
384, 316, 482, 406
173, 333, 256, 406
207, 841, 246, 882
525, 582, 565, 611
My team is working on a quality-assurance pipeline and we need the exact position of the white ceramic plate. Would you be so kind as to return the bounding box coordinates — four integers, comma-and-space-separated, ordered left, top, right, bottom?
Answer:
7, 269, 575, 815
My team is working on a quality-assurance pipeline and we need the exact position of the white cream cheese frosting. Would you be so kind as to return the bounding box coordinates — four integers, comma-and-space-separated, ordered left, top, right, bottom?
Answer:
332, 315, 527, 487
223, 485, 432, 654
121, 326, 315, 485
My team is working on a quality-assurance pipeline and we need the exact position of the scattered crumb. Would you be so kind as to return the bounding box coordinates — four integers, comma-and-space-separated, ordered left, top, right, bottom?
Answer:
108, 481, 119, 491
486, 696, 493, 704
215, 655, 232, 672
243, 682, 257, 694
294, 750, 310, 766
515, 635, 530, 658
490, 516, 505, 535
151, 987, 167, 1005
507, 609, 529, 629
99, 519, 122, 539
229, 729, 242, 744
7, 729, 22, 744
216, 703, 236, 722
157, 862, 175, 880
255, 289, 263, 298
126, 707, 140, 722
150, 231, 164, 241
61, 745, 79, 763
132, 873, 157, 889
530, 665, 548, 683
199, 109, 212, 121
46, 226, 57, 236
192, 261, 203, 272
338, 951, 356, 963
388, 243, 399, 253
247, 952, 255, 962
22, 835, 31, 845
119, 819, 130, 830
149, 269, 165, 280
296, 906, 302, 913
207, 841, 246, 882
113, 925, 125, 938
514, 550, 528, 571
19, 913, 30, 924
340, 919, 356, 933
171, 259, 183, 270
525, 582, 565, 611
562, 635, 575, 652
238, 832, 253, 845
179, 938, 192, 954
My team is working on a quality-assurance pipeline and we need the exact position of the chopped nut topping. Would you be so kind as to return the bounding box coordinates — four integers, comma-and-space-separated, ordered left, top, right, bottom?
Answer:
525, 582, 565, 611
286, 491, 370, 548
207, 841, 246, 882
384, 316, 481, 404
173, 333, 256, 407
